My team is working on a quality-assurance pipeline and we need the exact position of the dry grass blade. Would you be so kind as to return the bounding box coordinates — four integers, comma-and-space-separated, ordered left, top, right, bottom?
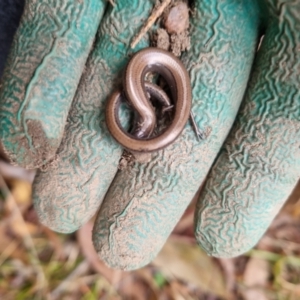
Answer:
50, 260, 90, 299
77, 221, 124, 286
242, 258, 270, 300
218, 258, 235, 294
0, 174, 48, 298
0, 240, 19, 267
0, 160, 35, 182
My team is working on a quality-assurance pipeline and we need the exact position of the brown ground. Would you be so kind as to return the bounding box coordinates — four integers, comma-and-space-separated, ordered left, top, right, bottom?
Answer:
1, 159, 300, 299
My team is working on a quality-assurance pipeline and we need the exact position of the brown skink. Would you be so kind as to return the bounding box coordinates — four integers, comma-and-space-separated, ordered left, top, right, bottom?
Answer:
105, 47, 192, 152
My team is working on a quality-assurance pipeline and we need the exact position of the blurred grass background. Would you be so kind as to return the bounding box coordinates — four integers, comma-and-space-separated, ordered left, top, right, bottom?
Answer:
0, 158, 300, 300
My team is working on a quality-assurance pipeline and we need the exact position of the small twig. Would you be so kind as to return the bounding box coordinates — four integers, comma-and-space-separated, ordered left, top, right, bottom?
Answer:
107, 0, 116, 6
131, 0, 172, 49
189, 111, 205, 141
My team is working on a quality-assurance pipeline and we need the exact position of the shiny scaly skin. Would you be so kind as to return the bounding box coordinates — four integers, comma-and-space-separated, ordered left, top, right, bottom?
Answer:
105, 48, 192, 152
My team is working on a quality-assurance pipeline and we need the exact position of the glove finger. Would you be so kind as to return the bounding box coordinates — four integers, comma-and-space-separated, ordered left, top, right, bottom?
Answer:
32, 0, 153, 233
92, 0, 261, 270
195, 0, 300, 257
0, 0, 24, 77
0, 0, 106, 168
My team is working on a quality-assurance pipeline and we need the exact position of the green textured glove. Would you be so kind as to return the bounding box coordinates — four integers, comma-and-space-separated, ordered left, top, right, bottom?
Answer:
0, 0, 299, 271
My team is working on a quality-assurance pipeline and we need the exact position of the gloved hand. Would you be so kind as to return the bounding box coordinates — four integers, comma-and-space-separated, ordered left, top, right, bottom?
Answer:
0, 0, 299, 271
